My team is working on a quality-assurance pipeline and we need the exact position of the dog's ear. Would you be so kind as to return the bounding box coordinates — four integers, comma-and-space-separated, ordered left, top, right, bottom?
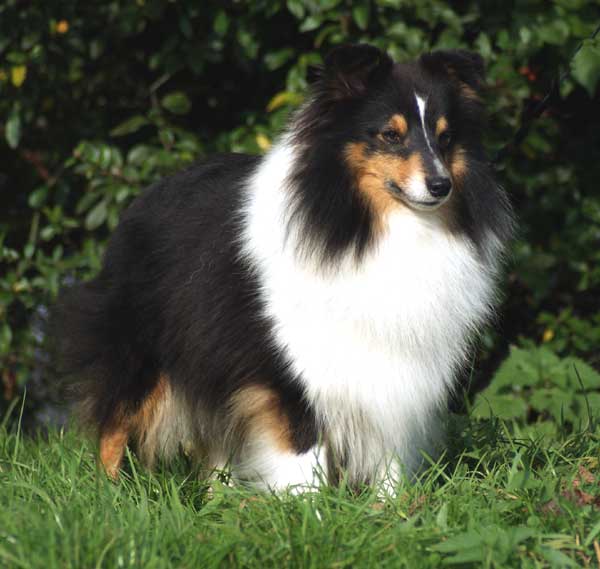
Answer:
309, 44, 393, 100
420, 50, 485, 98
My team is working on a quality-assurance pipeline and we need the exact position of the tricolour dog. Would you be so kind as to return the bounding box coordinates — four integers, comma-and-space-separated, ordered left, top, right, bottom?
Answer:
54, 44, 513, 492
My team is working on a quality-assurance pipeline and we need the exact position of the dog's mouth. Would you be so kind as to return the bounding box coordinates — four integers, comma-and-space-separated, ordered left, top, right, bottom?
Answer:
385, 180, 446, 211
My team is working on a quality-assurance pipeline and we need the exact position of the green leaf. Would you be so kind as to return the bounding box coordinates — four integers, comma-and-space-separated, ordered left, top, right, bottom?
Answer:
432, 528, 484, 552
299, 16, 322, 33
571, 40, 600, 97
11, 65, 27, 87
319, 0, 341, 8
530, 388, 575, 422
264, 48, 295, 70
214, 11, 229, 35
115, 185, 134, 204
487, 347, 540, 392
159, 129, 175, 148
127, 145, 152, 165
5, 110, 21, 149
435, 503, 448, 530
472, 394, 528, 420
266, 91, 303, 112
537, 20, 570, 46
237, 29, 258, 58
110, 115, 150, 137
76, 192, 100, 215
161, 92, 192, 115
85, 199, 108, 231
23, 243, 35, 259
432, 529, 489, 564
433, 526, 534, 565
566, 357, 600, 389
28, 186, 48, 209
474, 33, 492, 58
574, 393, 600, 422
178, 15, 192, 39
352, 3, 370, 31
287, 0, 305, 19
506, 470, 541, 492
0, 323, 13, 354
540, 547, 579, 567
40, 226, 56, 241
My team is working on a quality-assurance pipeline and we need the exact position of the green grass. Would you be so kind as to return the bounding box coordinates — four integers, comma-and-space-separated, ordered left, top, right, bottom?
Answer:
1, 407, 599, 568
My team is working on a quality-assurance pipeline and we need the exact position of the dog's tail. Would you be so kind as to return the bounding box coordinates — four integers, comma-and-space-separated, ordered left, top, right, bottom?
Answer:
51, 276, 130, 431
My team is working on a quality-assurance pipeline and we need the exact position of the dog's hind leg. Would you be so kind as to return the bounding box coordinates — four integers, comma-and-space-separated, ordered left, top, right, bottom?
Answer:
99, 415, 131, 480
98, 374, 187, 479
131, 374, 192, 468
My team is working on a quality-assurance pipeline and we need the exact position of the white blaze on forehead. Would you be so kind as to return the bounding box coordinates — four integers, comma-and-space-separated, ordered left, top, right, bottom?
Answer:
415, 94, 433, 152
415, 92, 447, 177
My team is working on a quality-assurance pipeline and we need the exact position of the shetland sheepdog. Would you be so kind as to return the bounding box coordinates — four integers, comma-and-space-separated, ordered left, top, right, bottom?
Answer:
54, 44, 513, 492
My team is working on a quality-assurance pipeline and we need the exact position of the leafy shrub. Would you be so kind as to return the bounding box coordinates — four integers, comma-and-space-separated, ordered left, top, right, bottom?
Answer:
473, 346, 600, 433
1, 0, 600, 425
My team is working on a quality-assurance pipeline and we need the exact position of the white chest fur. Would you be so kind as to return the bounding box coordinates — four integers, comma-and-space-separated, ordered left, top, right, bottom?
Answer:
242, 143, 501, 481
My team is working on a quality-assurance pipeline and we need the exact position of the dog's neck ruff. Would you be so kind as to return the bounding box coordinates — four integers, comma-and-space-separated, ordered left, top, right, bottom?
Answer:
242, 139, 503, 480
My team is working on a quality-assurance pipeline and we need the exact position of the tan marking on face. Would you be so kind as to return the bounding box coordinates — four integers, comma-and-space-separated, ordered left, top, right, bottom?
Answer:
460, 83, 480, 101
445, 66, 481, 101
345, 142, 424, 227
388, 114, 408, 136
228, 384, 293, 453
436, 116, 449, 137
449, 145, 468, 182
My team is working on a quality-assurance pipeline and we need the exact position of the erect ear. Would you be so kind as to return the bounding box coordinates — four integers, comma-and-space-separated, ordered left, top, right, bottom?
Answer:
309, 44, 393, 100
420, 50, 485, 98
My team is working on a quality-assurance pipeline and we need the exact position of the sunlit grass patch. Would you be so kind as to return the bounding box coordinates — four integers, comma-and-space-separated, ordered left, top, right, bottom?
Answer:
1, 402, 599, 568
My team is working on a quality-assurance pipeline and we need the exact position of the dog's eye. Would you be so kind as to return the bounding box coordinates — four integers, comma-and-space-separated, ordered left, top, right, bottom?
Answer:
438, 131, 452, 149
381, 129, 402, 144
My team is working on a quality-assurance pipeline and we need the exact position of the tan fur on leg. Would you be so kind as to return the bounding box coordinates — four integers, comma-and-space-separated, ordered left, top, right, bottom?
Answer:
99, 424, 129, 480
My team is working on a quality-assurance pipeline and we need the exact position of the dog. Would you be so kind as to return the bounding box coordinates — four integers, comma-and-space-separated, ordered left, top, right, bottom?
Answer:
54, 44, 513, 492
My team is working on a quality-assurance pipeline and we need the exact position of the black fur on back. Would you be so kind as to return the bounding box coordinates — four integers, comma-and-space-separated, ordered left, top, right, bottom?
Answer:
52, 153, 318, 452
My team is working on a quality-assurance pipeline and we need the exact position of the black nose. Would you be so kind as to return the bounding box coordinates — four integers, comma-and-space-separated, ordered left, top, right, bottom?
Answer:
426, 177, 452, 199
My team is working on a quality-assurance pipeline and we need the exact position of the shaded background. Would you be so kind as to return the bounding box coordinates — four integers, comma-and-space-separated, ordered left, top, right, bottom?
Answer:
1, 0, 599, 431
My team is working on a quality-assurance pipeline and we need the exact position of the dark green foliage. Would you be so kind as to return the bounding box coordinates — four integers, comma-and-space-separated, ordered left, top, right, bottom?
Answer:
1, 0, 600, 423
473, 346, 600, 431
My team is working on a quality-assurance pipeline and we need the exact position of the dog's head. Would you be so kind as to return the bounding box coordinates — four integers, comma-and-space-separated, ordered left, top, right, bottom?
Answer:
286, 44, 511, 264
298, 44, 486, 215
